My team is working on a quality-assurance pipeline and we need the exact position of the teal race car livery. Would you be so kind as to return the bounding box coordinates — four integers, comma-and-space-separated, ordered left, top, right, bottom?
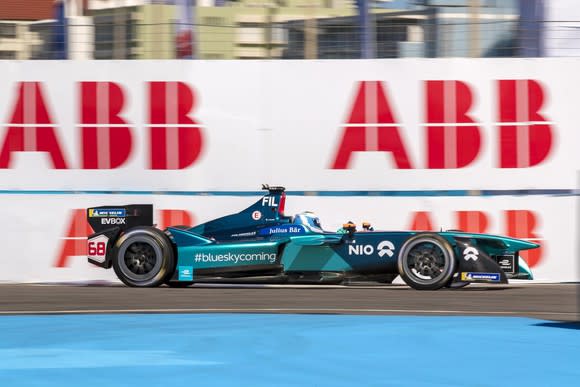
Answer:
86, 185, 538, 290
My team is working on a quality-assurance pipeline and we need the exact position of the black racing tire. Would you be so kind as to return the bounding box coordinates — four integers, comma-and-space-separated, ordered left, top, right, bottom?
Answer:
112, 227, 175, 287
397, 233, 457, 290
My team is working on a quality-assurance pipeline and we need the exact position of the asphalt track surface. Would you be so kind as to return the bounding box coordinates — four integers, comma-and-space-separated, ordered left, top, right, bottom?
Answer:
0, 282, 577, 321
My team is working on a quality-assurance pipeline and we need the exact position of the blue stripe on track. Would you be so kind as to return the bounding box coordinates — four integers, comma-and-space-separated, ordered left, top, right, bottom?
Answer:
0, 189, 577, 197
0, 314, 578, 386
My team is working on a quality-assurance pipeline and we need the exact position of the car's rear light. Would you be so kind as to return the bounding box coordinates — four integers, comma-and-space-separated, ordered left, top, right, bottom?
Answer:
279, 192, 286, 216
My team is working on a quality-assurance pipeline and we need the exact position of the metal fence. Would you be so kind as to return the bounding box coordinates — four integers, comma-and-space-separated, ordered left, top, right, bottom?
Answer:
1, 19, 579, 60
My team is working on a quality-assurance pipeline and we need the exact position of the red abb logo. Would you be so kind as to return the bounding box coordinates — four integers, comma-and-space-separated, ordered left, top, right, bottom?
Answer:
409, 209, 543, 268
0, 81, 203, 169
331, 80, 553, 169
55, 208, 194, 267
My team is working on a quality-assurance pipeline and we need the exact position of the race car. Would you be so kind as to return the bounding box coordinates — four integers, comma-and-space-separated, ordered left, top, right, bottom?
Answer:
86, 185, 538, 290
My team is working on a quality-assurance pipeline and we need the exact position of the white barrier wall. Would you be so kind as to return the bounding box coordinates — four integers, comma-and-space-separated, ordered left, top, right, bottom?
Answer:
0, 59, 578, 282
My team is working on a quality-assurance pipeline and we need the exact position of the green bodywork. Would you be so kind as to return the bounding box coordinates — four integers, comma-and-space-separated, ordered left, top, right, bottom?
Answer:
167, 224, 538, 281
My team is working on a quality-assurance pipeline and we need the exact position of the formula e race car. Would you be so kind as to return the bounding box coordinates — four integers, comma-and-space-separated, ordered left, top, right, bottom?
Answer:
86, 185, 538, 290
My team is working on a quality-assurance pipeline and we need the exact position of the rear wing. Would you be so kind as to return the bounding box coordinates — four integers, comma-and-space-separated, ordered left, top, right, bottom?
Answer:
86, 204, 154, 268
87, 204, 153, 234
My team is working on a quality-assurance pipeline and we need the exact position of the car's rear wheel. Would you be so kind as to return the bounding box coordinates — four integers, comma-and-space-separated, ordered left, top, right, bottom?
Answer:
112, 227, 174, 287
397, 233, 457, 290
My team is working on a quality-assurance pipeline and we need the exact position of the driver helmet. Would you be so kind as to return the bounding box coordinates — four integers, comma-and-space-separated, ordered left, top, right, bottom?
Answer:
294, 211, 323, 231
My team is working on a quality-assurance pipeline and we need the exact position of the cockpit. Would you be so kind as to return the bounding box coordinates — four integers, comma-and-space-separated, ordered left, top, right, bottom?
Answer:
293, 211, 324, 233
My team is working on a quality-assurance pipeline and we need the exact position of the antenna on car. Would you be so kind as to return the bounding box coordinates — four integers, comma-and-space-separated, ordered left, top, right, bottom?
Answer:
261, 184, 285, 193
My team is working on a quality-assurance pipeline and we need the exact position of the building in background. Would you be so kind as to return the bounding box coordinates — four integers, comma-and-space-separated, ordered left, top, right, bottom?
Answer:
0, 0, 549, 60
283, 0, 521, 59
195, 0, 358, 59
87, 0, 176, 59
283, 7, 432, 59
427, 0, 519, 58
0, 0, 54, 59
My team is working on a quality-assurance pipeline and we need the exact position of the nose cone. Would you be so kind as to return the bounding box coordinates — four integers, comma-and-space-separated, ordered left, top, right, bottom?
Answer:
501, 236, 540, 251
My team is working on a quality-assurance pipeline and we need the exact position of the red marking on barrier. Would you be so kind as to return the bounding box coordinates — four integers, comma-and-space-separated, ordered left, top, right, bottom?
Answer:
505, 210, 544, 268
149, 82, 203, 170
80, 82, 133, 169
55, 209, 92, 267
330, 81, 413, 169
0, 82, 68, 168
408, 211, 434, 231
456, 211, 489, 233
0, 81, 204, 170
498, 80, 553, 168
426, 80, 481, 169
331, 79, 555, 170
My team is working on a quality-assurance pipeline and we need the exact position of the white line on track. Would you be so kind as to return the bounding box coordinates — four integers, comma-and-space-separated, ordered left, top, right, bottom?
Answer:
0, 308, 575, 317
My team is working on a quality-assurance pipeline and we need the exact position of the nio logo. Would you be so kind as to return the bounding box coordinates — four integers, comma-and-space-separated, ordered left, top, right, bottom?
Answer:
463, 247, 479, 261
101, 218, 126, 225
349, 244, 374, 255
348, 240, 394, 257
261, 196, 278, 207
377, 240, 395, 258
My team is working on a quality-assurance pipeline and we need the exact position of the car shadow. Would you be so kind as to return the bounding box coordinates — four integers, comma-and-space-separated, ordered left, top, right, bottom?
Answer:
443, 286, 512, 291
534, 321, 580, 329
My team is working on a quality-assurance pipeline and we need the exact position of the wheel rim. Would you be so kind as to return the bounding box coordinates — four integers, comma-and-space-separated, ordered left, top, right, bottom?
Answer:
402, 240, 450, 286
118, 236, 163, 283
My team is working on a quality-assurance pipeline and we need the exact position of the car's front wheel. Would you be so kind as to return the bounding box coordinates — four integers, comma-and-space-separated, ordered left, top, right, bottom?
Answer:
397, 233, 457, 290
112, 227, 175, 287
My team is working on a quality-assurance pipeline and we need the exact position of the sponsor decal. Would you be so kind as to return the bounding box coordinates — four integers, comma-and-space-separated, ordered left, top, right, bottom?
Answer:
258, 225, 305, 236
87, 234, 109, 263
377, 240, 395, 258
460, 272, 500, 282
100, 218, 126, 225
194, 252, 277, 264
178, 266, 194, 281
463, 246, 479, 261
89, 208, 126, 218
252, 211, 262, 221
0, 81, 203, 171
348, 240, 395, 257
231, 231, 257, 238
496, 255, 515, 273
261, 196, 278, 207
331, 79, 553, 170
